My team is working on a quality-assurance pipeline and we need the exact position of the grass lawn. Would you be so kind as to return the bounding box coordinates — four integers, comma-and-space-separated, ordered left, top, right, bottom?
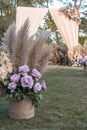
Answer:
0, 66, 87, 130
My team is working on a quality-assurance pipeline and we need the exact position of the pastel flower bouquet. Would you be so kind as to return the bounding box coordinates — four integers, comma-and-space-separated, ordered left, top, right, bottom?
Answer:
79, 56, 87, 72
71, 52, 82, 67
6, 64, 46, 106
1, 19, 51, 119
79, 56, 87, 66
0, 51, 12, 95
0, 51, 12, 84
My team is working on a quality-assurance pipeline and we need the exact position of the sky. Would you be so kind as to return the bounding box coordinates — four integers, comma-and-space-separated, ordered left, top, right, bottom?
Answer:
48, 0, 87, 9
48, 0, 87, 13
48, 0, 73, 8
48, 0, 63, 8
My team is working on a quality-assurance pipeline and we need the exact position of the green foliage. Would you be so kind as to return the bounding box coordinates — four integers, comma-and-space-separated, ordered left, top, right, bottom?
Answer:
42, 12, 63, 44
45, 12, 57, 32
80, 16, 87, 35
79, 36, 87, 45
0, 0, 48, 42
17, 0, 48, 7
0, 0, 15, 41
6, 85, 43, 107
0, 0, 87, 44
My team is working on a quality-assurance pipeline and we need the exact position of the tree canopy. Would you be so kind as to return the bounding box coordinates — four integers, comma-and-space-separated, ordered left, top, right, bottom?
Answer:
0, 0, 87, 44
0, 0, 15, 40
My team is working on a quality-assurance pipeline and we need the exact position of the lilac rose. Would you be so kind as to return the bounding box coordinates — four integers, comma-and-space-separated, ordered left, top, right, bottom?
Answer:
33, 82, 41, 93
10, 74, 20, 83
8, 82, 17, 92
32, 69, 41, 81
40, 81, 46, 91
21, 75, 34, 88
19, 65, 30, 74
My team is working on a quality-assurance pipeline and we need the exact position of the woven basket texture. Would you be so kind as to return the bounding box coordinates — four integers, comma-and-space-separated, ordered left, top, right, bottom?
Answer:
9, 98, 34, 119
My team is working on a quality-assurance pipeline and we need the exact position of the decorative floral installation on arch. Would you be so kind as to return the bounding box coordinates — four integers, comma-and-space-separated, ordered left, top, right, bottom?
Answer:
59, 6, 80, 23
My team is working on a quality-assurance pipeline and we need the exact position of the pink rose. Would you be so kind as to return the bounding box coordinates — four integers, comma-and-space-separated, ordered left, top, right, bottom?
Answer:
40, 81, 46, 91
33, 82, 41, 93
8, 82, 17, 92
19, 65, 30, 74
32, 69, 41, 81
10, 74, 20, 83
21, 75, 34, 88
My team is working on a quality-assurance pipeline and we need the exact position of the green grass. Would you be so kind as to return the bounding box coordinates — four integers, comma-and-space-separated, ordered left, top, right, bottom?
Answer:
0, 66, 87, 130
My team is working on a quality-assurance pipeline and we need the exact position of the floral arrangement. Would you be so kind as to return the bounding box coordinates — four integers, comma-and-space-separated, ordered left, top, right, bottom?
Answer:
1, 19, 51, 107
71, 52, 82, 67
0, 51, 12, 86
6, 64, 46, 106
59, 6, 80, 23
79, 56, 87, 66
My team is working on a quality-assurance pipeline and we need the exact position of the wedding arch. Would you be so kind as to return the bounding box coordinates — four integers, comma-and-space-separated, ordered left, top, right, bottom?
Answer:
16, 6, 80, 52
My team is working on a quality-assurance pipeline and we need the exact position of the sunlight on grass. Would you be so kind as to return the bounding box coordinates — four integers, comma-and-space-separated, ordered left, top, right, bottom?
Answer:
0, 66, 87, 130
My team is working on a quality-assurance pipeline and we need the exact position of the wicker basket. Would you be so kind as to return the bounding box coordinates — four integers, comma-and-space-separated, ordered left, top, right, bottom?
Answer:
84, 66, 87, 72
9, 98, 34, 119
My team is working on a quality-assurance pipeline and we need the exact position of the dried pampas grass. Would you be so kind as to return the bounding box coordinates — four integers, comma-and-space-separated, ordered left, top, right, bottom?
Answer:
2, 22, 16, 65
27, 30, 50, 72
14, 19, 31, 70
2, 19, 51, 74
35, 46, 52, 74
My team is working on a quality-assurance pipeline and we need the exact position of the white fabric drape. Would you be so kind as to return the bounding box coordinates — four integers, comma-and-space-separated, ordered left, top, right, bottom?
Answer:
16, 7, 79, 51
49, 8, 79, 51
16, 7, 48, 37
